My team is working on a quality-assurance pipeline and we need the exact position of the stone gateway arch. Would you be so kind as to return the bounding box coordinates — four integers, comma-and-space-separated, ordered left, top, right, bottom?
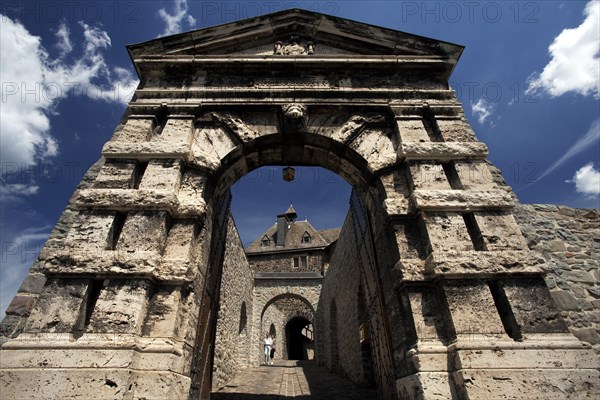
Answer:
1, 9, 598, 400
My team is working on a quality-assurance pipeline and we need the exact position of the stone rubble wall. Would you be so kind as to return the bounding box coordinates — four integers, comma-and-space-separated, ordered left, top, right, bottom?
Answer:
249, 252, 324, 273
251, 280, 321, 366
212, 215, 255, 390
514, 204, 600, 354
260, 296, 315, 361
261, 302, 285, 358
318, 211, 371, 386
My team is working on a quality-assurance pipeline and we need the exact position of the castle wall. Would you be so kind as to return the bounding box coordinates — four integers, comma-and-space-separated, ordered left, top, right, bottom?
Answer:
211, 215, 254, 390
514, 204, 600, 354
251, 279, 321, 366
249, 252, 324, 273
318, 210, 371, 386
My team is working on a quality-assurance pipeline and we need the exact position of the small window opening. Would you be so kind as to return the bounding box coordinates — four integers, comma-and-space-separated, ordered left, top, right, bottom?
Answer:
261, 235, 270, 247
302, 232, 311, 244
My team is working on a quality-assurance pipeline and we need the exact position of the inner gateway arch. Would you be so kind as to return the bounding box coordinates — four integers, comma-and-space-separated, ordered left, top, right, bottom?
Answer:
1, 9, 599, 400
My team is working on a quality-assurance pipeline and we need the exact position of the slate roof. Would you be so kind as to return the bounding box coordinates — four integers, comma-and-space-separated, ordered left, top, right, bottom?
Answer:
319, 228, 342, 244
246, 220, 340, 254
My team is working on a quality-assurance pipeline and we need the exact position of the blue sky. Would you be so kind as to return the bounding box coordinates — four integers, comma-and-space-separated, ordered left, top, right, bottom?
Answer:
1, 0, 599, 317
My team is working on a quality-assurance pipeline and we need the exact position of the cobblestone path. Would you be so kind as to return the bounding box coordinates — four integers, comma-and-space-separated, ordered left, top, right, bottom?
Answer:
212, 360, 378, 399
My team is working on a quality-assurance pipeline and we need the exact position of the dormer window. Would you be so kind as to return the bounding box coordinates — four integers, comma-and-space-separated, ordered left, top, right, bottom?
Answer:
261, 235, 270, 247
302, 232, 311, 244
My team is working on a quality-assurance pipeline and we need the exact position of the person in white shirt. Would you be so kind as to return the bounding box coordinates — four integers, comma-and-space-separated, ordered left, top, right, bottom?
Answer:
263, 334, 272, 364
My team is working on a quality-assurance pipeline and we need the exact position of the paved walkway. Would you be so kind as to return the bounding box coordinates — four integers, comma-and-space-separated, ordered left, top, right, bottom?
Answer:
212, 360, 378, 400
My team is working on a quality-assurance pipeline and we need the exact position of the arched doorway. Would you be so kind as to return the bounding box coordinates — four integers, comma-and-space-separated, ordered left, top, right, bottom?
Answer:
285, 317, 314, 360
259, 293, 316, 363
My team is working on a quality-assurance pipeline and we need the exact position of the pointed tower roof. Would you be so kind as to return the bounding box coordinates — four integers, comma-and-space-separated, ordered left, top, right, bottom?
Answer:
285, 204, 297, 219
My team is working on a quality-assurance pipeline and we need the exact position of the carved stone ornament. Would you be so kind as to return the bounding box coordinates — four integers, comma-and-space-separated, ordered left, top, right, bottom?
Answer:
282, 103, 308, 131
274, 36, 315, 55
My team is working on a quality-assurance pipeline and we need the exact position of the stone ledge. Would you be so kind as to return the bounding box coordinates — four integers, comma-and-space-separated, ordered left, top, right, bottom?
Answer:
410, 189, 515, 211
0, 336, 190, 372
0, 368, 190, 400
423, 250, 544, 278
1, 333, 186, 349
254, 272, 323, 279
399, 142, 488, 160
102, 141, 191, 160
452, 368, 600, 400
74, 189, 206, 218
38, 249, 194, 283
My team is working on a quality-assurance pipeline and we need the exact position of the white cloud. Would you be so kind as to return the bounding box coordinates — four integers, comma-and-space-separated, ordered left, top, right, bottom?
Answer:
568, 163, 600, 196
54, 22, 72, 57
0, 183, 40, 200
526, 1, 600, 98
471, 98, 496, 125
536, 118, 600, 182
0, 15, 138, 196
158, 0, 196, 36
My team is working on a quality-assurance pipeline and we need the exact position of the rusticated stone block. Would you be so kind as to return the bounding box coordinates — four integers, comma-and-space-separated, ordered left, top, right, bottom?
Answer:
411, 189, 515, 212
454, 161, 496, 190
408, 162, 451, 190
138, 159, 182, 192
157, 117, 194, 143
380, 169, 411, 215
396, 118, 430, 142
163, 219, 197, 261
441, 280, 505, 337
350, 127, 398, 172
92, 160, 137, 189
192, 126, 237, 171
24, 278, 89, 333
399, 142, 488, 161
496, 278, 568, 336
394, 219, 426, 260
142, 286, 182, 337
179, 169, 208, 211
63, 211, 116, 251
473, 211, 528, 251
112, 117, 155, 142
406, 286, 445, 343
88, 279, 151, 334
116, 211, 169, 253
435, 118, 477, 142
209, 111, 275, 143
421, 212, 473, 253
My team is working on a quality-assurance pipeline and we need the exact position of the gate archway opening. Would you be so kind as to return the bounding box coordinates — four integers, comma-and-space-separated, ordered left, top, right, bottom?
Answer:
285, 317, 313, 360
197, 125, 401, 399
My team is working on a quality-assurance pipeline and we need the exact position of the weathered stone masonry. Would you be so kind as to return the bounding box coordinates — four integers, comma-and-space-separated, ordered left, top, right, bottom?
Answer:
514, 204, 600, 354
1, 9, 599, 400
211, 216, 254, 390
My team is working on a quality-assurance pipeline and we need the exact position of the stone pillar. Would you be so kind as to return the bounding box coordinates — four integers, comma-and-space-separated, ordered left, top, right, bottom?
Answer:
388, 105, 600, 399
0, 115, 208, 399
